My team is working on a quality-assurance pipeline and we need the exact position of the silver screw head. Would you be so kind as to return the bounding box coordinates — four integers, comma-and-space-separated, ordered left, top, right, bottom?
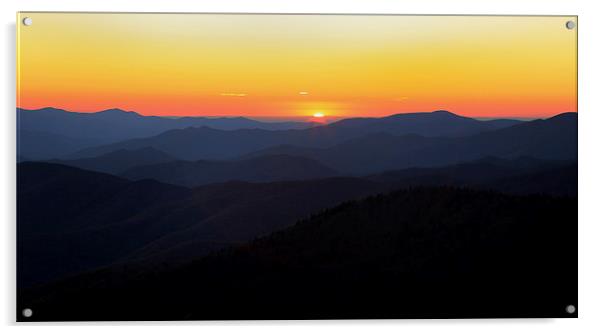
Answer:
22, 308, 33, 318
566, 21, 576, 30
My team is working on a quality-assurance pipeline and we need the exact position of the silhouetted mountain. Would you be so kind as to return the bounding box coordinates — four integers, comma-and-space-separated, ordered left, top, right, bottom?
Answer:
488, 163, 578, 197
18, 156, 575, 290
121, 154, 339, 186
17, 162, 382, 287
50, 147, 176, 175
328, 110, 522, 136
18, 107, 317, 137
482, 118, 526, 128
464, 112, 578, 159
16, 106, 576, 321
17, 162, 192, 286
19, 187, 576, 320
244, 133, 443, 174
245, 113, 577, 174
68, 110, 525, 160
369, 157, 577, 197
123, 176, 384, 266
118, 158, 576, 266
369, 155, 563, 182
17, 129, 102, 160
17, 107, 318, 159
71, 126, 302, 160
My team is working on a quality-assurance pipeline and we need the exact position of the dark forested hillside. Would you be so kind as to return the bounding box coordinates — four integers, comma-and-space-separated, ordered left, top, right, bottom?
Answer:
17, 162, 383, 287
19, 187, 577, 320
17, 158, 576, 289
17, 162, 192, 286
369, 157, 577, 197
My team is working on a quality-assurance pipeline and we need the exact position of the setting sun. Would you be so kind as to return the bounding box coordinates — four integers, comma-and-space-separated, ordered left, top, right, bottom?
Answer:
313, 112, 325, 118
16, 13, 576, 119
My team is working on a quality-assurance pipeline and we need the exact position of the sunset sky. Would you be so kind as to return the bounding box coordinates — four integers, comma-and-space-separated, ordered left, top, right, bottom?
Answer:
17, 13, 577, 119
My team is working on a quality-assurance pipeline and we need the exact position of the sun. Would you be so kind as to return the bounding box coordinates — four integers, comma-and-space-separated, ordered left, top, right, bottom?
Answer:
313, 112, 325, 118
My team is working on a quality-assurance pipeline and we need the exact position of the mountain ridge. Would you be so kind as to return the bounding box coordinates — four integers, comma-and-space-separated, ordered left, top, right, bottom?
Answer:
17, 155, 576, 288
49, 147, 177, 175
17, 107, 320, 159
19, 186, 576, 320
68, 110, 534, 161
120, 154, 340, 187
243, 112, 577, 174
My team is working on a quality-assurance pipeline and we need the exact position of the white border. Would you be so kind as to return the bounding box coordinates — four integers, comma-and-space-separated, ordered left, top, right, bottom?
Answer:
2, 0, 601, 332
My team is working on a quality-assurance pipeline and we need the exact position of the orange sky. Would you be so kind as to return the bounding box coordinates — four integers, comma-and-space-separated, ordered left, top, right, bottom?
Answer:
17, 13, 577, 119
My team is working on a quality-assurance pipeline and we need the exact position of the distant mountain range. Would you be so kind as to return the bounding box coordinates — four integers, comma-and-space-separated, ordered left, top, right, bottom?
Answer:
244, 112, 577, 174
34, 112, 576, 186
16, 106, 577, 321
120, 154, 339, 187
43, 112, 576, 186
49, 147, 176, 175
328, 110, 522, 136
51, 147, 340, 187
19, 186, 576, 320
17, 107, 319, 159
17, 129, 101, 161
67, 110, 528, 161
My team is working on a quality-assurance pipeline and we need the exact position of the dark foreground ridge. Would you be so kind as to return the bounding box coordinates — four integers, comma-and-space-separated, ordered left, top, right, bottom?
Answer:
19, 187, 577, 321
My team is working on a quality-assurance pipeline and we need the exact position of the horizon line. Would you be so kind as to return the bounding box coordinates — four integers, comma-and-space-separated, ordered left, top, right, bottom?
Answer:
16, 106, 575, 121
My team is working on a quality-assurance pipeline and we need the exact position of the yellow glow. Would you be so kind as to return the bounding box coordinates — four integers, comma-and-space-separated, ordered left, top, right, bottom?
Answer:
313, 112, 325, 118
16, 13, 577, 118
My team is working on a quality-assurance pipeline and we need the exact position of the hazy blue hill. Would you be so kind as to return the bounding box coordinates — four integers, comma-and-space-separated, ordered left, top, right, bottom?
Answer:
70, 126, 298, 160
18, 107, 130, 145
50, 147, 177, 175
243, 133, 445, 174
121, 154, 339, 186
19, 187, 576, 320
450, 112, 578, 161
245, 113, 577, 174
67, 110, 525, 161
328, 110, 522, 137
482, 118, 525, 128
18, 107, 317, 140
17, 107, 318, 159
17, 129, 102, 160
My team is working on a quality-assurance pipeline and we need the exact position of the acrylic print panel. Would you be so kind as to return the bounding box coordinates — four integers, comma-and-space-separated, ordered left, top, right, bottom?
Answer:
16, 13, 577, 321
